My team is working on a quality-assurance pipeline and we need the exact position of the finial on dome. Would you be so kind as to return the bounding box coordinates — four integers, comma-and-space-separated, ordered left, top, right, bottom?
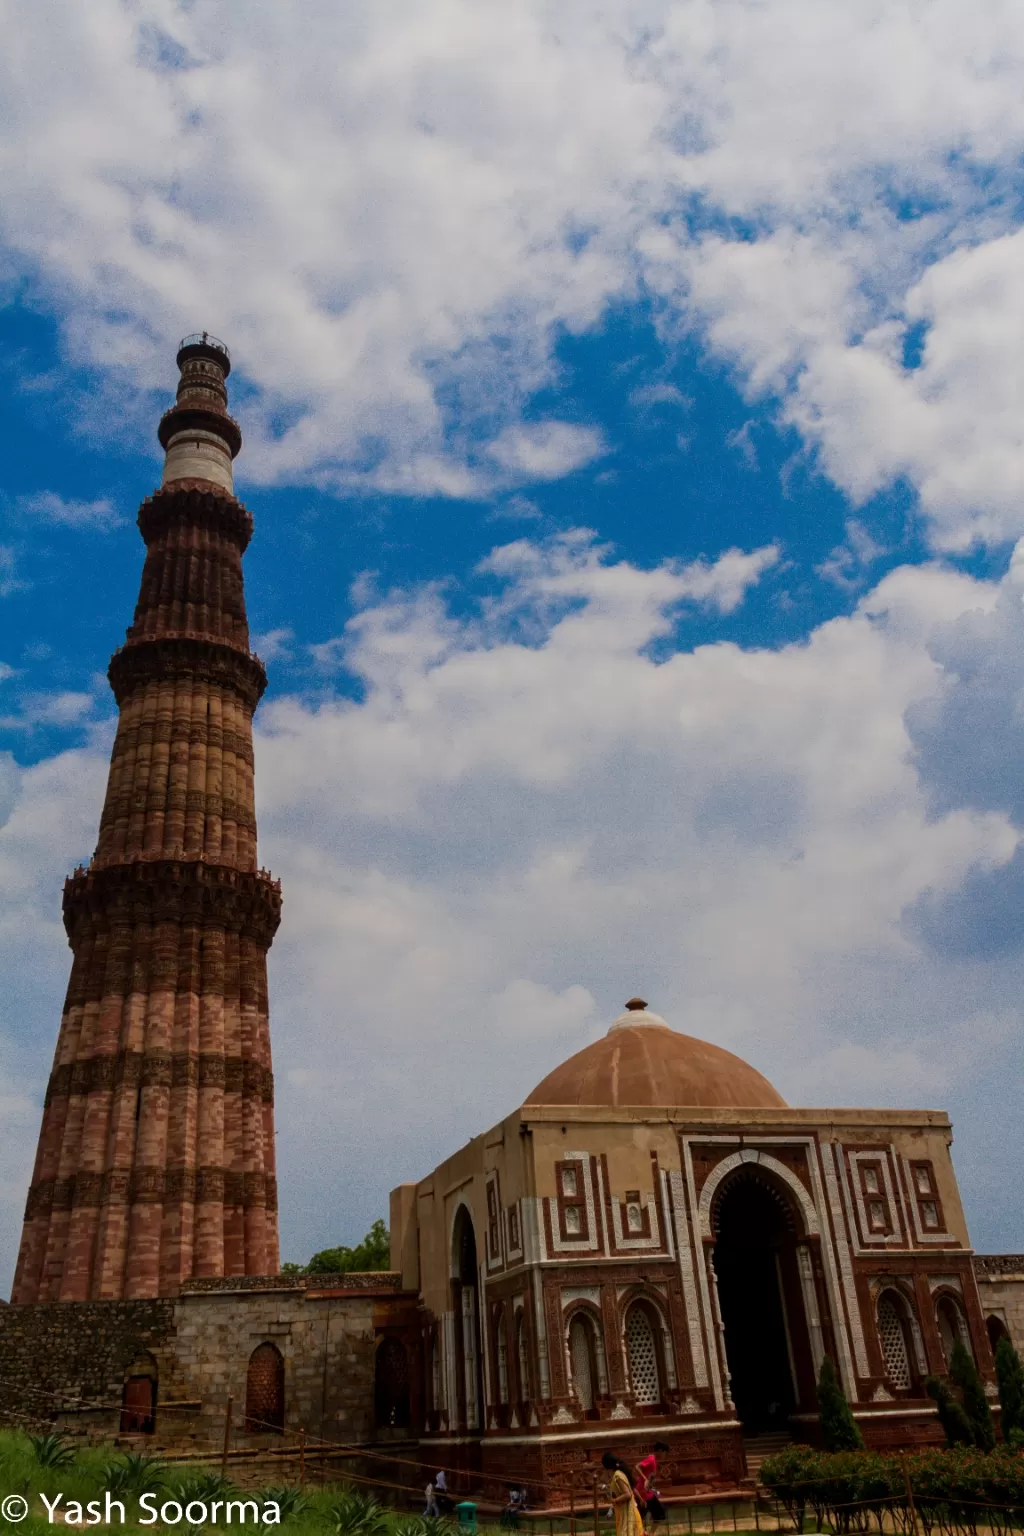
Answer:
609, 998, 669, 1033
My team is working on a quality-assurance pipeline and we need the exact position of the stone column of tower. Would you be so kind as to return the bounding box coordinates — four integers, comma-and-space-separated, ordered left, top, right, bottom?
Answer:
11, 335, 282, 1303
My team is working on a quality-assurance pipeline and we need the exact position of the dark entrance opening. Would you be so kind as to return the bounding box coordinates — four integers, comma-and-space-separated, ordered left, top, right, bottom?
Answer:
712, 1170, 809, 1432
375, 1336, 411, 1429
451, 1205, 483, 1431
120, 1354, 158, 1434
245, 1341, 285, 1433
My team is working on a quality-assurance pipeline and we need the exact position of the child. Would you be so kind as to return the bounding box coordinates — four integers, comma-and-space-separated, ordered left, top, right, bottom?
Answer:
634, 1442, 669, 1529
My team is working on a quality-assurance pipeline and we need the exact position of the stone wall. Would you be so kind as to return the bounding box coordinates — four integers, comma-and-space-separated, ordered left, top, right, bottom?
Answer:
162, 1278, 391, 1446
0, 1298, 176, 1431
973, 1256, 1024, 1354
0, 1273, 420, 1453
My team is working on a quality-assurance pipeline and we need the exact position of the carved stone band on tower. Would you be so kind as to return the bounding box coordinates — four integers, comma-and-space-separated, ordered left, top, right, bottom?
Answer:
11, 335, 282, 1304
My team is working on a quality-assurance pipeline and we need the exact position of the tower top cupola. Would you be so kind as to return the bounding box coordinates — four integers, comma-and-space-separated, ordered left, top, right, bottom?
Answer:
157, 331, 242, 493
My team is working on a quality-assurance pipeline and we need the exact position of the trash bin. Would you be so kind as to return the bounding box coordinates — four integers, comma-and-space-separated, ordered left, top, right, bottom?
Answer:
456, 1501, 478, 1534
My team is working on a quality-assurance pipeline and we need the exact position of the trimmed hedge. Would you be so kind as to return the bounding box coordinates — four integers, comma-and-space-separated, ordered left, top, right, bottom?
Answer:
760, 1446, 1024, 1535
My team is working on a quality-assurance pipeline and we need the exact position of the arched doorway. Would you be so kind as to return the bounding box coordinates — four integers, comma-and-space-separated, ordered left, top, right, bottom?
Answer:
567, 1310, 602, 1417
987, 1314, 1009, 1353
245, 1341, 285, 1432
375, 1336, 411, 1429
120, 1353, 157, 1434
711, 1169, 816, 1432
451, 1204, 482, 1431
515, 1309, 531, 1412
935, 1293, 970, 1367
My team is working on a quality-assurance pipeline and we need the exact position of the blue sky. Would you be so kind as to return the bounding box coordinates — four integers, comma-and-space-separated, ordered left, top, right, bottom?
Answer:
3, 0, 1024, 1284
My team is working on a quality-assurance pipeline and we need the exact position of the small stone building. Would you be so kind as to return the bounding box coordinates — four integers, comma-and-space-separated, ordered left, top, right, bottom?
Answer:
974, 1255, 1024, 1358
0, 1272, 420, 1451
389, 998, 1021, 1492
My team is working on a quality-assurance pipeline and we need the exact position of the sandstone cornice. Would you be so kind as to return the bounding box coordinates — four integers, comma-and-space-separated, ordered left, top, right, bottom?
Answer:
137, 482, 253, 549
108, 634, 267, 709
45, 1053, 275, 1106
157, 403, 243, 458
62, 859, 282, 947
24, 1168, 278, 1220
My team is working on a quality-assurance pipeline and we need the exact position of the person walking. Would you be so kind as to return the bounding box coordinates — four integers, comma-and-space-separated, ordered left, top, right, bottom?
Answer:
602, 1453, 643, 1536
424, 1480, 440, 1518
634, 1443, 668, 1530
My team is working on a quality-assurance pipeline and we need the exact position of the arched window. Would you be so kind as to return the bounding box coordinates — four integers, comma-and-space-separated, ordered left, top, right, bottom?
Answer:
987, 1315, 1009, 1354
569, 1314, 597, 1412
450, 1205, 481, 1432
935, 1294, 970, 1367
495, 1309, 509, 1405
430, 1327, 441, 1413
625, 1303, 662, 1407
876, 1293, 912, 1390
516, 1310, 531, 1405
375, 1336, 411, 1429
245, 1342, 284, 1433
120, 1353, 157, 1435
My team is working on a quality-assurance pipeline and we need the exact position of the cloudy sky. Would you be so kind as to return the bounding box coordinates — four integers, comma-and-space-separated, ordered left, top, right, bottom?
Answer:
3, 0, 1024, 1286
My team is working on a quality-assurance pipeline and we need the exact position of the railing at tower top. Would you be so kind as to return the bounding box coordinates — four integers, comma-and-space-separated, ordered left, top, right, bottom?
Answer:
178, 331, 230, 362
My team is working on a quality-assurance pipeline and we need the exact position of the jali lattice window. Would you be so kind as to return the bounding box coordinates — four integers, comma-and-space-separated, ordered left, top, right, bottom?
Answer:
626, 1305, 661, 1406
877, 1295, 911, 1389
496, 1312, 509, 1404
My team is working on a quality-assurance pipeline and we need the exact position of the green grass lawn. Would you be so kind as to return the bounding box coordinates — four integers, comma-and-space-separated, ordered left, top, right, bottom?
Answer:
0, 1431, 451, 1536
0, 1433, 795, 1536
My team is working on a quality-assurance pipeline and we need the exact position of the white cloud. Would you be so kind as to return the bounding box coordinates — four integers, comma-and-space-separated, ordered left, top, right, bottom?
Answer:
16, 491, 122, 530
486, 422, 606, 480
0, 747, 110, 1285
0, 691, 97, 731
817, 518, 888, 591
6, 537, 1024, 1279
252, 628, 295, 663
4, 1, 1024, 534
243, 539, 1024, 1260
0, 547, 24, 598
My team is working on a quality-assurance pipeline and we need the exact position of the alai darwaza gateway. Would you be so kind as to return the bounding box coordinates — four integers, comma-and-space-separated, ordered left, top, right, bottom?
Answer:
389, 998, 996, 1488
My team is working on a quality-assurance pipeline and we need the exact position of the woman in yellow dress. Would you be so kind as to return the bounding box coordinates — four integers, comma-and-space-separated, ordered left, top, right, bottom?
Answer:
602, 1453, 643, 1536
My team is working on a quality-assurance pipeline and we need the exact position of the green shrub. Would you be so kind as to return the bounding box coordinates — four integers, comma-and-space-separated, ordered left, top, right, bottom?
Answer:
101, 1451, 165, 1498
995, 1335, 1024, 1441
28, 1434, 76, 1470
259, 1486, 310, 1522
816, 1355, 864, 1452
329, 1487, 389, 1536
949, 1339, 996, 1451
927, 1375, 974, 1448
760, 1444, 1024, 1534
173, 1471, 235, 1503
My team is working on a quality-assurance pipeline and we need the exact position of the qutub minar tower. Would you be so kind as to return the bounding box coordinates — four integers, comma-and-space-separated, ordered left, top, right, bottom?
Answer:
12, 334, 282, 1304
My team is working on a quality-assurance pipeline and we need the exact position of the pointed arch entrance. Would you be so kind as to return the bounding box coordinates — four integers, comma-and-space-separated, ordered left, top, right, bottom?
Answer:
451, 1204, 483, 1431
710, 1165, 822, 1432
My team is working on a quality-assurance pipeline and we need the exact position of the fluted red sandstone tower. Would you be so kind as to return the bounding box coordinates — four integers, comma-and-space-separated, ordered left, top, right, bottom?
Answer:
12, 335, 281, 1303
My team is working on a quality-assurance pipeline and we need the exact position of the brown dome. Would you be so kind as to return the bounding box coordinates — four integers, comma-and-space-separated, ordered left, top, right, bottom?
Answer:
525, 1004, 786, 1109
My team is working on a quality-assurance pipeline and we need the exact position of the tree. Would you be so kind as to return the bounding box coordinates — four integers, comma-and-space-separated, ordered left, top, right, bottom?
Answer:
926, 1375, 974, 1448
281, 1219, 391, 1276
949, 1338, 995, 1451
816, 1355, 864, 1450
994, 1335, 1024, 1442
